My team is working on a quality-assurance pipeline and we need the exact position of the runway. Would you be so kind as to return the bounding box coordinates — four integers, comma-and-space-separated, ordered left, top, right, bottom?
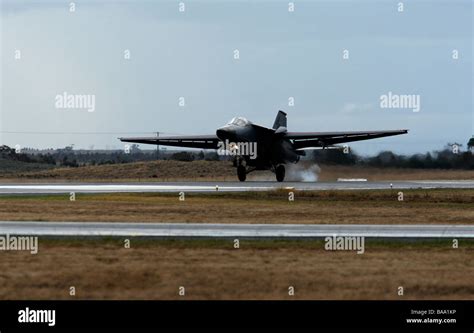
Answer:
1, 221, 473, 238
0, 180, 473, 194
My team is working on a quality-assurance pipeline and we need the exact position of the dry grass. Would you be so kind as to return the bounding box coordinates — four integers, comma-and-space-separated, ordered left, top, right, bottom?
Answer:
0, 239, 472, 300
1, 160, 474, 182
0, 190, 472, 224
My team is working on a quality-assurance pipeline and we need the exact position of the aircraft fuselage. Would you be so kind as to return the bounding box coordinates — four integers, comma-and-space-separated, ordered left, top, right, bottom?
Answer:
216, 120, 301, 170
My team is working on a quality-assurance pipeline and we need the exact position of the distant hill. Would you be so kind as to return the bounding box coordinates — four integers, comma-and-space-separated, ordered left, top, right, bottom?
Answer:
2, 159, 474, 181
4, 160, 235, 181
0, 146, 56, 174
0, 157, 56, 174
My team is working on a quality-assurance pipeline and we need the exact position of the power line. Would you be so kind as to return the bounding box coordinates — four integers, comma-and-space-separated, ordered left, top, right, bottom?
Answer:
0, 131, 179, 135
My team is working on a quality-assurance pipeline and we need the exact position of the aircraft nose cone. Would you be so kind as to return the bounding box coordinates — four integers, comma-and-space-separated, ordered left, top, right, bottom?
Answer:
216, 128, 226, 139
216, 126, 236, 140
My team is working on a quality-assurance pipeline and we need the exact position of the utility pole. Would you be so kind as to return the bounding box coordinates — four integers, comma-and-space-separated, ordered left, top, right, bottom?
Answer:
156, 132, 160, 160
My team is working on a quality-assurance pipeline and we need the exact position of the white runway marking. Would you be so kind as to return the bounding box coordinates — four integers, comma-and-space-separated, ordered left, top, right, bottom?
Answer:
0, 222, 473, 238
0, 184, 273, 193
0, 180, 473, 194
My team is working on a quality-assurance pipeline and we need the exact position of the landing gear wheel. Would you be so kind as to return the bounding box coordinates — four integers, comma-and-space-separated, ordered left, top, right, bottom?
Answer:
237, 165, 247, 182
276, 164, 285, 182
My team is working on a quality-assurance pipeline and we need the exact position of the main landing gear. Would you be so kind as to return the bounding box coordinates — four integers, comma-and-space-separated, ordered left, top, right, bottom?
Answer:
235, 160, 286, 182
236, 160, 256, 182
237, 165, 246, 182
275, 164, 285, 182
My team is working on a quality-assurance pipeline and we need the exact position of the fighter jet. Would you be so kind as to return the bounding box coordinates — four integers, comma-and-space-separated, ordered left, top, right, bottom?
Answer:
119, 111, 408, 182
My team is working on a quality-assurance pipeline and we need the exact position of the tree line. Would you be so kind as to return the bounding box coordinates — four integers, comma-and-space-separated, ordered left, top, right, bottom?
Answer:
1, 140, 473, 170
311, 143, 474, 169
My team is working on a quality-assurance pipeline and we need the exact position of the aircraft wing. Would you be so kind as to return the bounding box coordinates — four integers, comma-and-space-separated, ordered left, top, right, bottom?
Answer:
287, 129, 408, 150
119, 134, 220, 149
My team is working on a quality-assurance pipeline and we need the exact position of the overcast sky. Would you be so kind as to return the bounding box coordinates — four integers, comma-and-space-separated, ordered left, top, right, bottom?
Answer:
1, 0, 472, 155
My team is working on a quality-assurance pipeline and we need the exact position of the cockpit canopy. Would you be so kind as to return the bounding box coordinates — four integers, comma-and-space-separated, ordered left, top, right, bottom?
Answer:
227, 117, 251, 127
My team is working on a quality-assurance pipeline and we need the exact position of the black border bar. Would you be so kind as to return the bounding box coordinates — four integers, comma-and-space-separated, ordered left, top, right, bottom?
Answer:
0, 300, 472, 331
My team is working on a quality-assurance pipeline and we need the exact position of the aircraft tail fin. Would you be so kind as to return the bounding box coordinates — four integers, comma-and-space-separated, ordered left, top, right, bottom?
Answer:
272, 110, 287, 130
